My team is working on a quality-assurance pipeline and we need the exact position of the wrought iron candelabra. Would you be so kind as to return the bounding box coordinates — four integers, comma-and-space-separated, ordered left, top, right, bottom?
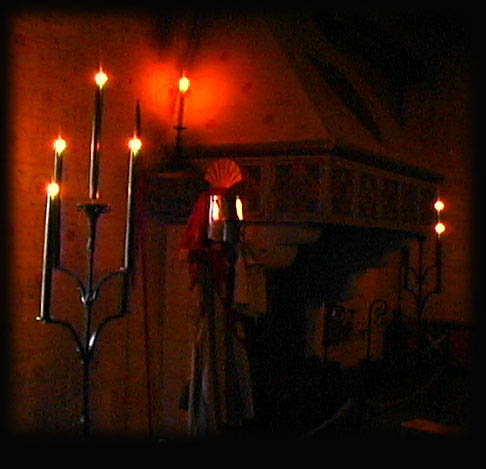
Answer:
37, 68, 142, 438
402, 198, 445, 327
402, 233, 442, 325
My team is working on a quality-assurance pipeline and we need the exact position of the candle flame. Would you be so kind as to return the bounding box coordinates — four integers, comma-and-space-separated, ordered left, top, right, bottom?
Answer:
46, 181, 60, 197
95, 68, 108, 88
435, 222, 445, 236
210, 195, 221, 221
434, 199, 445, 212
179, 75, 190, 94
128, 136, 142, 154
53, 137, 66, 154
236, 195, 244, 221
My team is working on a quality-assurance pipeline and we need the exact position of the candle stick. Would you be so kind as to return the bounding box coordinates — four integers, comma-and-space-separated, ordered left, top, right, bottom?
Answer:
38, 72, 145, 437
123, 102, 142, 271
39, 181, 60, 321
435, 232, 442, 293
53, 136, 66, 183
434, 197, 445, 292
89, 68, 108, 199
177, 75, 189, 126
52, 137, 66, 266
174, 74, 189, 155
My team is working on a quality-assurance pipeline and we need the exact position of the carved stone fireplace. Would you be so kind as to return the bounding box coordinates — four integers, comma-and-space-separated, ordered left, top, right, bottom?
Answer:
145, 141, 443, 434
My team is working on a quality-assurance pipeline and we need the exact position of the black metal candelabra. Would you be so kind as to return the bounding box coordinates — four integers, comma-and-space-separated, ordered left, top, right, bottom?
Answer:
400, 229, 443, 357
38, 69, 141, 438
41, 203, 129, 437
402, 233, 442, 324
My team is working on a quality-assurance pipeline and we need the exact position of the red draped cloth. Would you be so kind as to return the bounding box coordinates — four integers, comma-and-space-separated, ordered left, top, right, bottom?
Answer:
180, 190, 254, 438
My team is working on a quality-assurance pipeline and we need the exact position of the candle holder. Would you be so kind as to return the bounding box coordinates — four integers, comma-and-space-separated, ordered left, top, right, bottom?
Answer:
159, 74, 193, 175
401, 230, 443, 357
38, 69, 141, 438
402, 198, 445, 327
39, 201, 128, 437
402, 233, 442, 325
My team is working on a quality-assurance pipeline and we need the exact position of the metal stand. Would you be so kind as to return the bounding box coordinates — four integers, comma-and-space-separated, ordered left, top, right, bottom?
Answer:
37, 201, 131, 438
402, 234, 442, 349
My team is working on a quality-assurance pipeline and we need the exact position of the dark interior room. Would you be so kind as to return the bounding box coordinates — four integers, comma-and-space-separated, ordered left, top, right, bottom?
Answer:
4, 8, 476, 444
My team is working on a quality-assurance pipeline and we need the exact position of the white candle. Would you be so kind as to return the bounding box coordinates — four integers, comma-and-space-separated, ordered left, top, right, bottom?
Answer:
89, 68, 108, 199
123, 104, 142, 270
39, 181, 60, 321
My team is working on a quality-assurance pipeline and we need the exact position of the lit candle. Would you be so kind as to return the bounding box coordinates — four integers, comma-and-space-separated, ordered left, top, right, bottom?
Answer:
39, 181, 61, 322
89, 67, 108, 199
179, 75, 190, 94
53, 136, 66, 184
177, 74, 189, 126
236, 195, 244, 221
174, 74, 189, 154
433, 197, 445, 292
434, 199, 445, 213
52, 136, 66, 266
123, 101, 141, 271
434, 197, 445, 239
434, 221, 445, 237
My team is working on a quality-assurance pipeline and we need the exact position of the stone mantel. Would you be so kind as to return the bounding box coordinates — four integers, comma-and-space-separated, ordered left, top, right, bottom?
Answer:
145, 142, 443, 265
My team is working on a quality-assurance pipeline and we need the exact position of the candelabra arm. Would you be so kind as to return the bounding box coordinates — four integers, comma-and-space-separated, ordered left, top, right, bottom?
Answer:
422, 264, 440, 285
55, 265, 87, 302
402, 266, 419, 301
403, 265, 419, 288
87, 310, 126, 356
87, 268, 131, 355
421, 289, 439, 309
39, 316, 84, 357
91, 268, 127, 303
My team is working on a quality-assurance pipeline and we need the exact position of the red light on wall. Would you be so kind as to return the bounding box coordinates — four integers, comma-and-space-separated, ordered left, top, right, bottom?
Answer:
180, 63, 231, 129
138, 61, 179, 121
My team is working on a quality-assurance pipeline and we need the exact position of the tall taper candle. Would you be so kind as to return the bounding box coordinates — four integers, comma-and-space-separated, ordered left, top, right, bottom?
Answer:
174, 75, 189, 155
434, 198, 445, 293
435, 232, 442, 293
176, 75, 188, 128
89, 68, 108, 199
123, 102, 142, 271
39, 181, 60, 321
53, 136, 66, 183
52, 137, 66, 266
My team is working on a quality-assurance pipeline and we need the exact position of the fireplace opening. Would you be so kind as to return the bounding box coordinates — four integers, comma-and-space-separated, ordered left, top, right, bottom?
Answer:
244, 223, 412, 432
